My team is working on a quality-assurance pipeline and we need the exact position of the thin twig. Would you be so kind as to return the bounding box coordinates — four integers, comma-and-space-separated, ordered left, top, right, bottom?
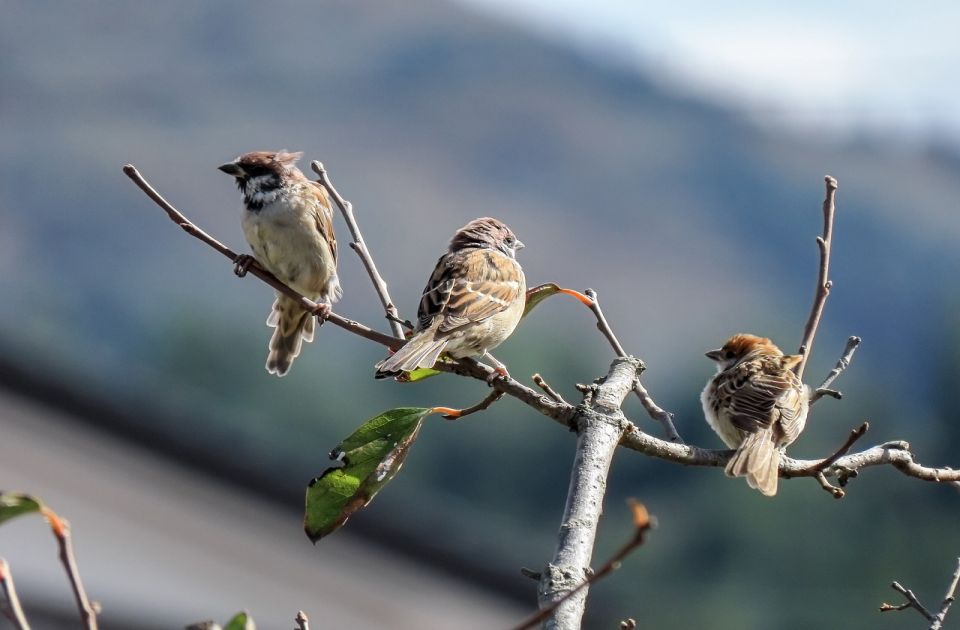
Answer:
123, 165, 403, 351
814, 472, 845, 499
515, 499, 653, 630
881, 581, 935, 621
128, 169, 960, 493
295, 610, 310, 630
796, 176, 838, 380
310, 161, 406, 339
432, 390, 505, 420
809, 422, 870, 473
533, 373, 568, 405
931, 557, 960, 630
811, 336, 861, 404
42, 509, 98, 629
582, 288, 682, 442
0, 558, 31, 630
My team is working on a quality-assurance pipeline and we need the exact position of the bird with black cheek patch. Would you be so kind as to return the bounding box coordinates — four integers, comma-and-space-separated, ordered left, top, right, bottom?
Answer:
219, 150, 341, 377
701, 334, 809, 496
375, 217, 526, 380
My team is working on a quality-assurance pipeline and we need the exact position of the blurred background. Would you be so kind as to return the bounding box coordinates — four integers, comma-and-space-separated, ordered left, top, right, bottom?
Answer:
2, 1, 959, 628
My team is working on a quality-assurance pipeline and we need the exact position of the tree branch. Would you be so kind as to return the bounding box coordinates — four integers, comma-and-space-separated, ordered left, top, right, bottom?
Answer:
580, 289, 682, 443
796, 176, 838, 380
931, 557, 960, 630
811, 336, 861, 404
881, 581, 934, 621
310, 161, 406, 339
514, 500, 653, 630
0, 558, 30, 630
432, 390, 505, 420
123, 165, 403, 351
533, 373, 569, 405
295, 610, 310, 630
42, 509, 98, 629
537, 357, 641, 630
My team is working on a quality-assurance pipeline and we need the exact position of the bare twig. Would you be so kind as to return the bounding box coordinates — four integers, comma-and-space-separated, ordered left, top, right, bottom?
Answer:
123, 165, 403, 351
810, 422, 870, 473
128, 169, 960, 494
295, 610, 310, 630
432, 390, 505, 420
581, 288, 682, 443
0, 558, 31, 630
310, 161, 406, 339
42, 509, 98, 629
515, 499, 653, 630
931, 557, 960, 630
796, 176, 838, 380
811, 336, 861, 404
533, 373, 568, 405
536, 357, 640, 630
880, 581, 935, 621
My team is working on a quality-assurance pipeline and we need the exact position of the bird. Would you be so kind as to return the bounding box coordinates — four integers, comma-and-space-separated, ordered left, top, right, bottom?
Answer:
375, 217, 526, 379
701, 333, 809, 496
218, 150, 341, 377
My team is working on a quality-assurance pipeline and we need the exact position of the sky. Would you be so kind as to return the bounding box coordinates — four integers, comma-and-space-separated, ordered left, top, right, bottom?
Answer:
458, 0, 960, 144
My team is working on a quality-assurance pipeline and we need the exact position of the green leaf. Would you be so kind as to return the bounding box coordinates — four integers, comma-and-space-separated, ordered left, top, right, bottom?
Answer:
223, 612, 255, 630
0, 492, 44, 526
305, 407, 432, 541
398, 367, 442, 382
523, 283, 562, 317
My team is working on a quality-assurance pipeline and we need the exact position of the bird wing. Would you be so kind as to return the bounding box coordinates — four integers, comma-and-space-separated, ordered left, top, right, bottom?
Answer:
308, 182, 338, 263
416, 248, 523, 334
721, 356, 804, 436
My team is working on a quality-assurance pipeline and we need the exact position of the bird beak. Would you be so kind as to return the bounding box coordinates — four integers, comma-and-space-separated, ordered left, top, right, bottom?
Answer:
218, 162, 244, 177
514, 239, 525, 250
705, 349, 724, 361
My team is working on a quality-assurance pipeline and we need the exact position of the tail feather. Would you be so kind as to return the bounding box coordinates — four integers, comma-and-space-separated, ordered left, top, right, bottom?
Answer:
375, 330, 447, 378
726, 430, 780, 496
265, 297, 314, 377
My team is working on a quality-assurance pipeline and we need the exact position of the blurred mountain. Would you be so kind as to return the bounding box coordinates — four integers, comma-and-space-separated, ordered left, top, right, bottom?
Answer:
1, 1, 958, 628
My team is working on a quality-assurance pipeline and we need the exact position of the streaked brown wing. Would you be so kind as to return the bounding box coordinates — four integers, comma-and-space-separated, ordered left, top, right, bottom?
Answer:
308, 182, 337, 263
722, 359, 801, 434
415, 248, 522, 334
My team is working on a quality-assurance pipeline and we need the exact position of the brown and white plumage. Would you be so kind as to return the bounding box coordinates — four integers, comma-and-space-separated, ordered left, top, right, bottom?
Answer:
219, 150, 340, 376
701, 334, 809, 496
375, 217, 525, 378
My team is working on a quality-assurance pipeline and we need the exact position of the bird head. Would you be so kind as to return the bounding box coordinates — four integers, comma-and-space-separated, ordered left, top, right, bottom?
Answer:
705, 333, 782, 370
449, 217, 525, 259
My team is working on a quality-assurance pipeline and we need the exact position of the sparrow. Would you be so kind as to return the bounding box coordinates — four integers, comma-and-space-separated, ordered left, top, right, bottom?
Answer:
375, 217, 526, 379
701, 334, 809, 496
218, 150, 341, 377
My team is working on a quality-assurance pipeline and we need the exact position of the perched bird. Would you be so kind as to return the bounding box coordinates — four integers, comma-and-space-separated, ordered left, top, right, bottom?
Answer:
701, 334, 809, 496
218, 150, 341, 376
375, 217, 526, 379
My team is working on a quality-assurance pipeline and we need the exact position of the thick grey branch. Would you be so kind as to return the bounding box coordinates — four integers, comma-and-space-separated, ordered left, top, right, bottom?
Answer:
537, 357, 640, 630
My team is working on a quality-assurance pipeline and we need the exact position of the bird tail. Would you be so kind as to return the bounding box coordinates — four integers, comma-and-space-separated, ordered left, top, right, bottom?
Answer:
265, 295, 315, 377
725, 429, 780, 496
375, 328, 447, 378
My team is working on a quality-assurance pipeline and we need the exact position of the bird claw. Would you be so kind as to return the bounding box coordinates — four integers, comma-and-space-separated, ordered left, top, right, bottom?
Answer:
313, 303, 331, 322
234, 254, 256, 277
486, 366, 509, 386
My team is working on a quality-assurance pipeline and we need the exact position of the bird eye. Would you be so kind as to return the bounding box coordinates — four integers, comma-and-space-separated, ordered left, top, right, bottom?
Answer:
724, 350, 735, 359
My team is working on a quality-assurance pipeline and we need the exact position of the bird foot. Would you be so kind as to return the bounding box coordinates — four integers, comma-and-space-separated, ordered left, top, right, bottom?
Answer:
313, 303, 331, 322
234, 254, 256, 277
486, 366, 509, 386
